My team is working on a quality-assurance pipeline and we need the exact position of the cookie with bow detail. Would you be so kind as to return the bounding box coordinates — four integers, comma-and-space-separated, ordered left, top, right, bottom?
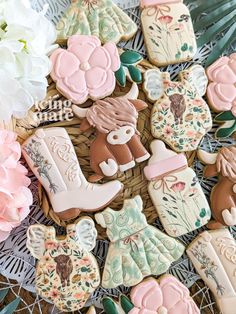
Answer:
95, 195, 184, 288
50, 35, 120, 105
144, 65, 212, 152
207, 53, 236, 138
27, 218, 100, 312
56, 0, 137, 44
73, 85, 150, 182
198, 146, 236, 229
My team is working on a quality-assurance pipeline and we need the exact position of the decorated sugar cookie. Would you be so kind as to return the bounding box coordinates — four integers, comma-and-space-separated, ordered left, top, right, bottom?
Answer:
73, 85, 150, 182
103, 276, 200, 314
144, 140, 211, 237
144, 65, 212, 152
22, 127, 123, 220
95, 195, 185, 289
140, 0, 197, 66
27, 218, 100, 312
187, 229, 236, 314
87, 306, 96, 314
198, 146, 236, 229
50, 35, 120, 105
207, 53, 236, 138
56, 0, 137, 44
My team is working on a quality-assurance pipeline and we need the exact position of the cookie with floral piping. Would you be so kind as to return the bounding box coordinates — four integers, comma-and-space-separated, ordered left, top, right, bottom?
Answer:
102, 275, 200, 314
207, 53, 236, 138
140, 0, 197, 66
56, 0, 137, 44
26, 218, 100, 312
50, 35, 120, 105
143, 65, 212, 152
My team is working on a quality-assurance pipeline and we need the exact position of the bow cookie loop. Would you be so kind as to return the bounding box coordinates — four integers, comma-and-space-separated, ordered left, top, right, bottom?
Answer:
123, 234, 140, 252
153, 175, 178, 193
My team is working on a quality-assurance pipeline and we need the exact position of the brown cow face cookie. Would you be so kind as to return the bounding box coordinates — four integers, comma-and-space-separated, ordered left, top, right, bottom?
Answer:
73, 87, 150, 182
27, 218, 100, 312
144, 65, 212, 152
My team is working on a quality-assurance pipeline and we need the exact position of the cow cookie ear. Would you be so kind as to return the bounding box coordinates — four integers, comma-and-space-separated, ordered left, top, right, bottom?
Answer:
27, 225, 47, 259
143, 69, 165, 102
76, 218, 97, 252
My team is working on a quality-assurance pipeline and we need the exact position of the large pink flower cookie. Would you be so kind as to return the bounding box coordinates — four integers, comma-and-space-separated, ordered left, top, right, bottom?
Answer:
50, 35, 120, 104
130, 276, 200, 314
207, 53, 236, 114
0, 129, 32, 242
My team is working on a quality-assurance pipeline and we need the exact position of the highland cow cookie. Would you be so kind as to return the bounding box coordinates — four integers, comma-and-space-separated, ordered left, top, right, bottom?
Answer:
56, 0, 137, 44
144, 65, 212, 152
187, 229, 236, 314
198, 146, 236, 229
140, 0, 197, 66
103, 276, 200, 314
207, 53, 236, 138
144, 140, 211, 237
27, 218, 100, 312
95, 195, 185, 289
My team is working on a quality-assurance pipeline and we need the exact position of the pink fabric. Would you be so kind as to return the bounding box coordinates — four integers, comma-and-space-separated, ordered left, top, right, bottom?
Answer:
207, 53, 236, 115
144, 154, 187, 180
140, 0, 182, 8
50, 35, 120, 104
130, 277, 200, 314
0, 129, 32, 242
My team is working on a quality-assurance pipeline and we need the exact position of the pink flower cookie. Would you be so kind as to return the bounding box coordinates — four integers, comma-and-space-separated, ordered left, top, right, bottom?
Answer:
0, 129, 32, 242
50, 35, 120, 105
129, 276, 200, 314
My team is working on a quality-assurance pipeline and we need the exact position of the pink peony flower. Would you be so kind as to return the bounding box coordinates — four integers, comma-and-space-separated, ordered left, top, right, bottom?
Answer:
50, 35, 120, 105
207, 53, 236, 115
0, 129, 32, 242
129, 277, 200, 314
171, 182, 186, 192
158, 15, 173, 25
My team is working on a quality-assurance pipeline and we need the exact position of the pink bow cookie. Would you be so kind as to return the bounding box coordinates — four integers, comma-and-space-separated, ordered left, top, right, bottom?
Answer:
207, 53, 236, 116
130, 276, 200, 314
50, 35, 120, 105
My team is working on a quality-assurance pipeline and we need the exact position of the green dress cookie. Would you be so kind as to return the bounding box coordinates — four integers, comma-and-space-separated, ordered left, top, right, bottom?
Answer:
56, 0, 137, 44
95, 195, 185, 289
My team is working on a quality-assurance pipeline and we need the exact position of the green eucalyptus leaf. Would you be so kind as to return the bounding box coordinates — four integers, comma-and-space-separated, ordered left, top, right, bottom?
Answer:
191, 0, 228, 20
120, 51, 143, 65
0, 298, 20, 314
128, 65, 142, 84
215, 121, 236, 138
0, 290, 9, 303
120, 295, 134, 313
115, 66, 126, 87
102, 297, 119, 314
215, 111, 236, 121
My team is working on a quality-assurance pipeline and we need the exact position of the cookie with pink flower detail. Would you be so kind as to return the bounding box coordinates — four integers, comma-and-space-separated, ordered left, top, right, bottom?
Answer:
102, 275, 200, 314
50, 35, 120, 105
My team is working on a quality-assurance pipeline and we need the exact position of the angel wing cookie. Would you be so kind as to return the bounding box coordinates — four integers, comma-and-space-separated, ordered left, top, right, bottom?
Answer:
27, 219, 100, 312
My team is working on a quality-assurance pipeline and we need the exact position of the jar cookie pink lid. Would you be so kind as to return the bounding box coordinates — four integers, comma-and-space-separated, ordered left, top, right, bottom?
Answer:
140, 0, 183, 8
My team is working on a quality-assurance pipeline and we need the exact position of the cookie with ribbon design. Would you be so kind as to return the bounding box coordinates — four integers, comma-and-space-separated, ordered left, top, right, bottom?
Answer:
140, 0, 197, 66
95, 195, 185, 288
27, 218, 100, 312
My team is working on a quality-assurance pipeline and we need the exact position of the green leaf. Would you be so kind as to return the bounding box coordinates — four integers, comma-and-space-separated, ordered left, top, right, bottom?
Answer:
191, 0, 228, 20
0, 290, 9, 303
215, 111, 236, 121
181, 43, 188, 51
200, 208, 207, 218
115, 66, 126, 87
0, 298, 20, 314
215, 121, 236, 138
120, 295, 134, 313
102, 297, 119, 314
128, 65, 142, 84
120, 51, 143, 65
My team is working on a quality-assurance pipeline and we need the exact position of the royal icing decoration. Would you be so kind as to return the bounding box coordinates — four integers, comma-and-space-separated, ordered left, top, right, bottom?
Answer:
73, 87, 150, 182
207, 53, 236, 138
144, 140, 211, 237
144, 65, 212, 152
198, 146, 236, 229
140, 0, 197, 66
50, 35, 120, 105
187, 229, 236, 314
26, 219, 100, 312
95, 195, 185, 289
56, 0, 137, 44
102, 276, 200, 314
22, 127, 123, 220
